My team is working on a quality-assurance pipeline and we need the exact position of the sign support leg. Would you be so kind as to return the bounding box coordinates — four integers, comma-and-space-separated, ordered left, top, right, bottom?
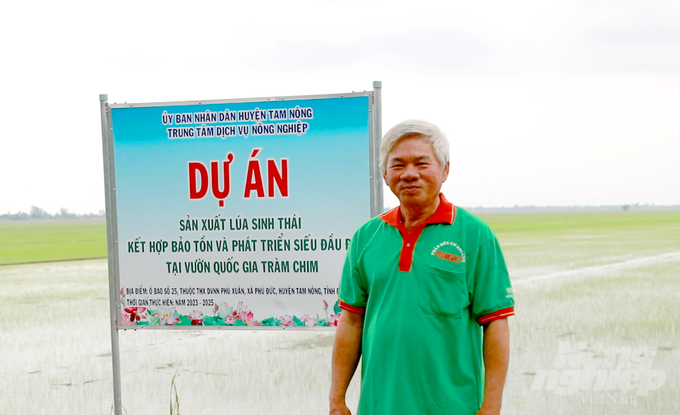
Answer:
371, 80, 384, 217
100, 94, 123, 415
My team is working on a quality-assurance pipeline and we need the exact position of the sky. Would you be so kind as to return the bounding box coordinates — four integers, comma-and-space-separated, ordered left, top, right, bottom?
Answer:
1, 0, 679, 214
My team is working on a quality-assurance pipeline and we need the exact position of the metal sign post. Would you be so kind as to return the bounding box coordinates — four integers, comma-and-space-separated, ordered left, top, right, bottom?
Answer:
99, 93, 123, 415
371, 81, 383, 217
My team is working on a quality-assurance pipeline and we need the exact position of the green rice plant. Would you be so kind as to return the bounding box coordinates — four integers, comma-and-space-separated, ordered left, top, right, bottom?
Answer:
480, 210, 680, 277
0, 220, 106, 265
170, 362, 181, 415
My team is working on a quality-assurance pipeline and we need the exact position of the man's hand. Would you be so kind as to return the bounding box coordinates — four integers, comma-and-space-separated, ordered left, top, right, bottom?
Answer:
329, 401, 353, 415
476, 407, 501, 415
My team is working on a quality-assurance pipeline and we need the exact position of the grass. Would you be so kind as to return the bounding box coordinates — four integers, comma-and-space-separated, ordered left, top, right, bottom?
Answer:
0, 219, 107, 265
0, 261, 113, 414
505, 259, 679, 414
170, 362, 181, 415
481, 210, 680, 278
0, 210, 678, 414
478, 210, 680, 414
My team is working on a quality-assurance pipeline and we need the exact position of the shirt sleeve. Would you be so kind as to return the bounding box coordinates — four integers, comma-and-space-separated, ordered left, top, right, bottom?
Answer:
471, 235, 515, 325
338, 229, 368, 314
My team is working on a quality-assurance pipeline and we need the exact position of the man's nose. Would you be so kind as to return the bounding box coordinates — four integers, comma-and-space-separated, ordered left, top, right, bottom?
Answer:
401, 164, 419, 180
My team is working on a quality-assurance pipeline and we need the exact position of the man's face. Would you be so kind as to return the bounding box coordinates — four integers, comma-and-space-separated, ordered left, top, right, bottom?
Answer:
383, 135, 449, 209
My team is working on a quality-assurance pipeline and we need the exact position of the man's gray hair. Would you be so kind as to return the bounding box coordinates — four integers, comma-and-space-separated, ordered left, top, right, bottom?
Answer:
380, 119, 449, 175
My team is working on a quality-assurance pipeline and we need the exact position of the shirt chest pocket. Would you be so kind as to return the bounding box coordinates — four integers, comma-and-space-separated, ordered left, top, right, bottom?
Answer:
418, 264, 470, 319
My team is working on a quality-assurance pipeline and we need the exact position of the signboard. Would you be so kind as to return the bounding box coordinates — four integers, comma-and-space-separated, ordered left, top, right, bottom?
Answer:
105, 92, 377, 329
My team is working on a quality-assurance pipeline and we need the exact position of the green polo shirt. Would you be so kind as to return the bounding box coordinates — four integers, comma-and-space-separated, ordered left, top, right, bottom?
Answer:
339, 194, 514, 415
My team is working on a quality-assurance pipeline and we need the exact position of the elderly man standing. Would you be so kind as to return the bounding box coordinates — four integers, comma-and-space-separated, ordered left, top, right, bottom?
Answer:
330, 120, 515, 415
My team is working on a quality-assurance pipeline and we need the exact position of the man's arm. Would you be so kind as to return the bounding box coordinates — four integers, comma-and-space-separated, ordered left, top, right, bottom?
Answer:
329, 310, 364, 415
477, 318, 510, 415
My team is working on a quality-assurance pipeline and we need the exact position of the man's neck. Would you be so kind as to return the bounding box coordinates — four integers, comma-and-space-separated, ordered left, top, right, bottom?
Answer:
400, 196, 440, 232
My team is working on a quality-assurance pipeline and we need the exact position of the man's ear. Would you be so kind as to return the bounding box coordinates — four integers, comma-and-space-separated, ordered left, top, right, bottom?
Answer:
442, 161, 450, 183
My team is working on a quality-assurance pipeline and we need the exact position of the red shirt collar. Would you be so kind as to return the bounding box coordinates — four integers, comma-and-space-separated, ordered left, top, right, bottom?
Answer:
379, 193, 456, 227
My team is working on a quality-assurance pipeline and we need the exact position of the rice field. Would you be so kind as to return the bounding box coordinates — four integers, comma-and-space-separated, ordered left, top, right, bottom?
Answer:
0, 220, 106, 265
0, 210, 678, 414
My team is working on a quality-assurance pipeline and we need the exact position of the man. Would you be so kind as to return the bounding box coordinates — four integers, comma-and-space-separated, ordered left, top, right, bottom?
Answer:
330, 120, 514, 415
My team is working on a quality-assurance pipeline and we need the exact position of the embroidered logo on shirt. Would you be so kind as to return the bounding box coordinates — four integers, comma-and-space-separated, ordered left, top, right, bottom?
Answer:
431, 241, 466, 264
435, 250, 464, 263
